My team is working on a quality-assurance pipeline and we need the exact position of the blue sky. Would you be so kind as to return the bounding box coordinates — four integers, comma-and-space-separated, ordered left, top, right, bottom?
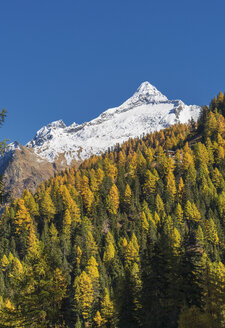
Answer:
0, 0, 225, 144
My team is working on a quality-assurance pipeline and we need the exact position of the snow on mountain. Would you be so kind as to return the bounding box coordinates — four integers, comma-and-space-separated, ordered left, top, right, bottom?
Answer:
6, 141, 21, 152
25, 82, 201, 164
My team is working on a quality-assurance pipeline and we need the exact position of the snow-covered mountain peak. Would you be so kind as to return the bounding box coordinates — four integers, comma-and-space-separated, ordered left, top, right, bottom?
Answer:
48, 120, 66, 129
115, 81, 168, 113
27, 120, 67, 148
6, 141, 21, 152
24, 81, 201, 164
68, 122, 79, 128
136, 81, 168, 101
34, 119, 66, 138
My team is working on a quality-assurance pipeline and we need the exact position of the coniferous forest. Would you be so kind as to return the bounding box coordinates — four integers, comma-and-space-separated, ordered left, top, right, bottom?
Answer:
1, 94, 225, 327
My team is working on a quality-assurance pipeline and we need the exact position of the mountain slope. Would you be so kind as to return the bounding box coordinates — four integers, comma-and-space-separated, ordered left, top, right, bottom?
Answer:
1, 81, 201, 196
0, 142, 80, 197
1, 98, 225, 328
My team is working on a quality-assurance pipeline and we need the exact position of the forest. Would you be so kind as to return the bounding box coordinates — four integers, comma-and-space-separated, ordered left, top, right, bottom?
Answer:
1, 93, 225, 327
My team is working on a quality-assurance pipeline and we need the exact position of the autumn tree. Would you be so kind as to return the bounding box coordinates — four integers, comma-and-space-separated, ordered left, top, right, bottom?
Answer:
106, 184, 120, 215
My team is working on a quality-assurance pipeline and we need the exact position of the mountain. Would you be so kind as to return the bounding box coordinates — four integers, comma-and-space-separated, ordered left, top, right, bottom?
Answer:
26, 81, 201, 164
0, 82, 201, 196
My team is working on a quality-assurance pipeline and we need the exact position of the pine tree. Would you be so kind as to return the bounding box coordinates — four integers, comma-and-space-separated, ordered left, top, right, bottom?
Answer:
204, 261, 225, 326
178, 306, 213, 328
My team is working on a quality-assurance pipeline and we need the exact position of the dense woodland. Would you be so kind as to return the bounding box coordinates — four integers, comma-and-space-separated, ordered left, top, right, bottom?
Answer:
1, 94, 225, 327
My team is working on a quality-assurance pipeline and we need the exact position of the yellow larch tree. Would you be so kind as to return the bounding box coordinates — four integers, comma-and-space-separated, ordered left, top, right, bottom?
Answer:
39, 190, 56, 222
95, 168, 105, 189
13, 199, 32, 234
212, 167, 223, 189
86, 256, 99, 284
143, 170, 159, 198
175, 203, 184, 227
104, 158, 118, 181
178, 177, 184, 201
86, 231, 98, 257
59, 184, 80, 223
123, 183, 132, 210
103, 241, 116, 264
127, 151, 138, 178
100, 288, 114, 325
124, 235, 140, 266
103, 231, 116, 264
1, 254, 9, 271
130, 262, 142, 316
76, 245, 82, 267
141, 211, 149, 231
62, 209, 72, 237
22, 189, 39, 217
184, 201, 201, 222
27, 222, 39, 254
145, 147, 153, 166
118, 150, 126, 166
106, 184, 120, 215
170, 227, 181, 256
205, 219, 219, 245
89, 169, 98, 193
80, 175, 94, 212
166, 170, 177, 200
155, 194, 165, 218
154, 212, 160, 225
74, 270, 94, 322
93, 311, 103, 327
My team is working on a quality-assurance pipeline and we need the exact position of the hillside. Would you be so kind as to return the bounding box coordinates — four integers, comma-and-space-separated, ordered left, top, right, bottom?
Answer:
0, 92, 225, 327
0, 143, 80, 198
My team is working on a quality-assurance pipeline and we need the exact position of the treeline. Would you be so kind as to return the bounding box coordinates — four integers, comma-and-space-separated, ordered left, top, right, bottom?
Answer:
0, 93, 225, 327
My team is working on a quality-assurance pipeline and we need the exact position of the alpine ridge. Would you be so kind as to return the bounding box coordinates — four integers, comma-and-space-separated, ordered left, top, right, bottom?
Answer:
1, 81, 201, 196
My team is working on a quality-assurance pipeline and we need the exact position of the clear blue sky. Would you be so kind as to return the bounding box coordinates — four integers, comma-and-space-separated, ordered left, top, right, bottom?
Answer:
0, 0, 225, 144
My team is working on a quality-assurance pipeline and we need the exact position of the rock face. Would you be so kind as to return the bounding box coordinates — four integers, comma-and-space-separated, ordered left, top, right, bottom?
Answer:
0, 81, 201, 197
0, 145, 79, 198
